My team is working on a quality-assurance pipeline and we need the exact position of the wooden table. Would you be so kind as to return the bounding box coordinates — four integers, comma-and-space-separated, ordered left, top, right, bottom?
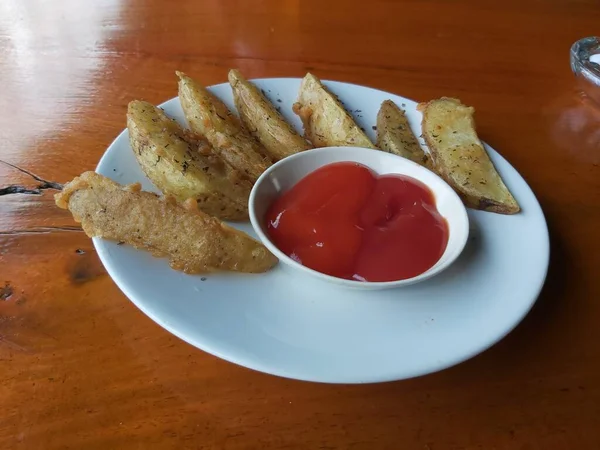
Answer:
1, 0, 599, 448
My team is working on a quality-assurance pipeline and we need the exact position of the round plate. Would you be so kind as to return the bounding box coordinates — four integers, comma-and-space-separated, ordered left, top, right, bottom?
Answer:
95, 78, 549, 384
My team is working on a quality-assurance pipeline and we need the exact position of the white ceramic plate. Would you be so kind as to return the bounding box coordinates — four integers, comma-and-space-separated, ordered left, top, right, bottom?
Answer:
95, 78, 549, 384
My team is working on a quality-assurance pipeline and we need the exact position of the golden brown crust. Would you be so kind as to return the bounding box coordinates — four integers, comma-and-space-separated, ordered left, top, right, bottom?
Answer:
418, 97, 520, 214
293, 73, 375, 149
127, 100, 252, 221
55, 172, 278, 274
376, 100, 430, 166
228, 69, 312, 160
177, 71, 271, 182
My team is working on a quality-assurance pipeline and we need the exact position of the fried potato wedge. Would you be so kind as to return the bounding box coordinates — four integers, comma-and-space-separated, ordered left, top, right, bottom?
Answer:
127, 100, 252, 221
418, 97, 520, 214
177, 71, 271, 182
55, 172, 278, 274
376, 100, 429, 166
292, 73, 375, 148
228, 69, 312, 161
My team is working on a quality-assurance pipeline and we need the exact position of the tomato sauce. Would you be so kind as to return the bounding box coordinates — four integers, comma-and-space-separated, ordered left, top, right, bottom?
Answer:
265, 162, 449, 282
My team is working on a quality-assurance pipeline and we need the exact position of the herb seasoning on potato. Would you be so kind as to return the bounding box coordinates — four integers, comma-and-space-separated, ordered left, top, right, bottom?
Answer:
229, 69, 312, 161
376, 100, 430, 166
293, 73, 375, 149
127, 100, 252, 221
418, 97, 520, 214
177, 71, 271, 182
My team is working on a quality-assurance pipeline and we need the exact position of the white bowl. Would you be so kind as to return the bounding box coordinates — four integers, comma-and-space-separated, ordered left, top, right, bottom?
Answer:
249, 146, 469, 290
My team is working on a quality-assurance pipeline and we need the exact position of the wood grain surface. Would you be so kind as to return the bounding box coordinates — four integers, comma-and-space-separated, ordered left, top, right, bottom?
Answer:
1, 0, 599, 448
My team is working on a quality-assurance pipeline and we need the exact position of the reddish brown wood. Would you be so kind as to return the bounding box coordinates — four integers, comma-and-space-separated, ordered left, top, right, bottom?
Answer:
1, 0, 599, 448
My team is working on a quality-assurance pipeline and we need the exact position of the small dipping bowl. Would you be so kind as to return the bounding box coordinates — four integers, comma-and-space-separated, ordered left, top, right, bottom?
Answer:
249, 146, 469, 290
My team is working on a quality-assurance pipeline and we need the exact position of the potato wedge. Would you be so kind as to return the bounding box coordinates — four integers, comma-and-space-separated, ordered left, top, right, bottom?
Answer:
292, 73, 375, 148
55, 172, 278, 274
127, 100, 252, 221
418, 97, 520, 214
177, 71, 271, 182
376, 100, 429, 166
228, 69, 312, 161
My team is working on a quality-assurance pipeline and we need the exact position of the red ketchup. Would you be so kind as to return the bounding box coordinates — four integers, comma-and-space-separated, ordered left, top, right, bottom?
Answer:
265, 162, 449, 282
